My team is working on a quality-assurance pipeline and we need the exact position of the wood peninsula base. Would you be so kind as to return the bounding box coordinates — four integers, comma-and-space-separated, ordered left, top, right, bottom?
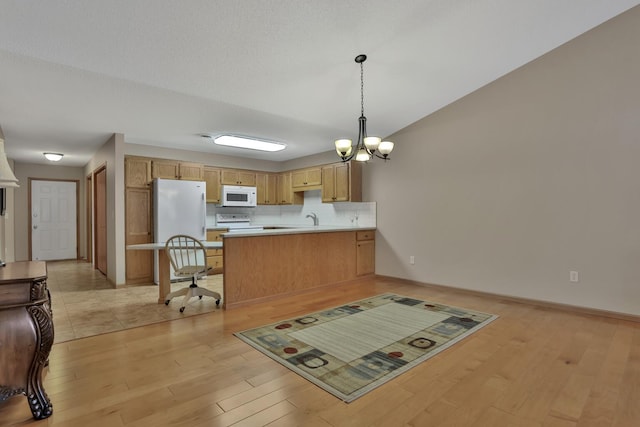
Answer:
223, 230, 373, 309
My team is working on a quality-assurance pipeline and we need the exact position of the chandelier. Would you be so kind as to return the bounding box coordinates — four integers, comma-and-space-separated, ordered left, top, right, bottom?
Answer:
335, 54, 394, 162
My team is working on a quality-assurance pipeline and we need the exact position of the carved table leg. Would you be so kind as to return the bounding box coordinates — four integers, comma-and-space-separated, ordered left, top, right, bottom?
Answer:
26, 304, 54, 419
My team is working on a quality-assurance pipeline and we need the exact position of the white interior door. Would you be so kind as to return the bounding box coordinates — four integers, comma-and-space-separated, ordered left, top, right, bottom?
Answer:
31, 180, 77, 261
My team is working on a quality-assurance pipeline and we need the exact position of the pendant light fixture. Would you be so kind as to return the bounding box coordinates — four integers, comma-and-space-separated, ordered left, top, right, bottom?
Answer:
334, 54, 394, 162
0, 125, 19, 188
0, 124, 18, 267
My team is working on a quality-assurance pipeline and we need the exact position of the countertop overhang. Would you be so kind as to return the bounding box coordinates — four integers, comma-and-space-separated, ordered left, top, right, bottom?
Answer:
220, 225, 376, 238
127, 241, 223, 250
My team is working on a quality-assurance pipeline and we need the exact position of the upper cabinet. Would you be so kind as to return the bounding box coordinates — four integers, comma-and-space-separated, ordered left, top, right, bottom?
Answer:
178, 162, 205, 180
151, 160, 179, 180
221, 169, 256, 186
276, 172, 302, 205
152, 160, 204, 180
322, 162, 362, 203
125, 155, 363, 207
125, 157, 152, 188
203, 166, 222, 204
255, 172, 278, 205
291, 167, 322, 189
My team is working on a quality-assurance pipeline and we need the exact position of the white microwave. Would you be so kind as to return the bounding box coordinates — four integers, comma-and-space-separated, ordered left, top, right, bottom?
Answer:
219, 185, 257, 207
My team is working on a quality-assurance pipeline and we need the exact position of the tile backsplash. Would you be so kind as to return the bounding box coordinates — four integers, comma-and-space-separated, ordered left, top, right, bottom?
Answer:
206, 190, 376, 228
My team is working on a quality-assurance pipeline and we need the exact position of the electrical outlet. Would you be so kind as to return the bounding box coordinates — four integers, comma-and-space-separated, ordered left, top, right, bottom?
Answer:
409, 256, 415, 265
569, 271, 579, 282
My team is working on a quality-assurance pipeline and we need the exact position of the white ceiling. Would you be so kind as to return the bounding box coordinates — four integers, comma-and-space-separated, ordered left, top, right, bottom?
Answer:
1, 0, 638, 166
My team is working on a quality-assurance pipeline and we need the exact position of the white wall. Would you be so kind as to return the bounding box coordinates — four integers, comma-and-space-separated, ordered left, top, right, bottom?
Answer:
367, 7, 640, 315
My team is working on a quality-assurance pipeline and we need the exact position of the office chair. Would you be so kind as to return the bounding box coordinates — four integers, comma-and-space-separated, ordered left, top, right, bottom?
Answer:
164, 235, 221, 312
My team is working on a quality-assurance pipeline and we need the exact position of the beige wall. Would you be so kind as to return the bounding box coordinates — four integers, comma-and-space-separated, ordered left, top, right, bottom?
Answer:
367, 6, 640, 315
84, 133, 125, 285
13, 162, 86, 262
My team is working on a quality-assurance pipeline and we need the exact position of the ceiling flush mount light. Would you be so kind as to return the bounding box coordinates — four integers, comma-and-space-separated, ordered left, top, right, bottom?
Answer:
44, 152, 64, 162
209, 134, 286, 152
335, 54, 394, 162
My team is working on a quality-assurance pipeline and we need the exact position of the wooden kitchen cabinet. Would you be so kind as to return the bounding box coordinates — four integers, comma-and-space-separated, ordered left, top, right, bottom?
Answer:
152, 160, 204, 180
256, 172, 278, 205
151, 160, 179, 179
178, 162, 205, 180
322, 161, 362, 203
206, 229, 227, 274
0, 261, 54, 420
356, 230, 375, 276
221, 169, 256, 186
125, 156, 154, 284
291, 167, 322, 189
276, 172, 303, 205
125, 187, 154, 283
125, 156, 152, 188
204, 166, 222, 204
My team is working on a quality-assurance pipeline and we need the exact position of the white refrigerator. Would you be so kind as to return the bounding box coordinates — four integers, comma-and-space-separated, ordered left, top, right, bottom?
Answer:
153, 178, 207, 284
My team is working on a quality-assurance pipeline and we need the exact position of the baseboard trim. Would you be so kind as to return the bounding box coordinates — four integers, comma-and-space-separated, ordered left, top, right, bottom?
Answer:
376, 275, 640, 323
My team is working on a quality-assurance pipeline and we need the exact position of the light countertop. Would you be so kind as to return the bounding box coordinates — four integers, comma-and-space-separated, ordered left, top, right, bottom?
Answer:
220, 225, 375, 238
127, 241, 223, 250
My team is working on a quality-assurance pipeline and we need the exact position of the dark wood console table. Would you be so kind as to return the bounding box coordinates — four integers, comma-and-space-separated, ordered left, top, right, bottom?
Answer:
0, 261, 53, 419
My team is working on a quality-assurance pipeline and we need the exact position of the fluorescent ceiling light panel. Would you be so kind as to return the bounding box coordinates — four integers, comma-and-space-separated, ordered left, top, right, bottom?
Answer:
212, 134, 286, 152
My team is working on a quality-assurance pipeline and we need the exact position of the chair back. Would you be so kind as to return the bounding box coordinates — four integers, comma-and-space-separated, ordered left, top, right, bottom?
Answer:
164, 235, 208, 279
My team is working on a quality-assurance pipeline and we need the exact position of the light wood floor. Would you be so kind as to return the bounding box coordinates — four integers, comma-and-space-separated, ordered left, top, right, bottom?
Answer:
1, 264, 639, 426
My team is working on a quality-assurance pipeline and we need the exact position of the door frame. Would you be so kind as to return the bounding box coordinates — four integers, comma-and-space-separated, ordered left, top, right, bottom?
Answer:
86, 173, 93, 263
93, 165, 107, 275
28, 178, 80, 261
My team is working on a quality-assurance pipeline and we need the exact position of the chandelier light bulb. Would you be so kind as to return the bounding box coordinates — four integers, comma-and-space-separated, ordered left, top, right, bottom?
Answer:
364, 136, 381, 151
378, 141, 394, 155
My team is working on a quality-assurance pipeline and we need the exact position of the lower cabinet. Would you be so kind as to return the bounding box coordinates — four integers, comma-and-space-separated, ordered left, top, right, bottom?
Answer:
356, 230, 375, 276
206, 229, 227, 274
125, 187, 153, 284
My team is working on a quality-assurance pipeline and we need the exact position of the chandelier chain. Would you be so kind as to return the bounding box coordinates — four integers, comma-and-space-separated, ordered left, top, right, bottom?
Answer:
360, 61, 364, 117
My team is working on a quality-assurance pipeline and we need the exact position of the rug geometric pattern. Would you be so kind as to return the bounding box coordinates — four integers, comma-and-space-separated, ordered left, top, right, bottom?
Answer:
235, 293, 498, 402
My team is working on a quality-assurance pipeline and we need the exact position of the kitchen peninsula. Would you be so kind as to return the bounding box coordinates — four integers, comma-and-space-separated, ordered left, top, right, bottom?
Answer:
222, 226, 375, 309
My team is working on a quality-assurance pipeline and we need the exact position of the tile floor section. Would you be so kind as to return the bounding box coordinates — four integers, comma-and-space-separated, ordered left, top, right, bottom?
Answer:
47, 260, 223, 343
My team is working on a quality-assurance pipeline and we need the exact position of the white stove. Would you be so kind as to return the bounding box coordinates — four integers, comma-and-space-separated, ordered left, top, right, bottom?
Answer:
215, 213, 264, 232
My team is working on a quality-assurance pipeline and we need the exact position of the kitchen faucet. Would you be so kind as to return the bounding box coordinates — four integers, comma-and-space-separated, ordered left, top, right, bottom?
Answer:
306, 212, 318, 226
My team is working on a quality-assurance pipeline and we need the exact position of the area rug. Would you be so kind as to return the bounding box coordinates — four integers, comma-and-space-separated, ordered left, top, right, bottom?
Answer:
234, 293, 498, 402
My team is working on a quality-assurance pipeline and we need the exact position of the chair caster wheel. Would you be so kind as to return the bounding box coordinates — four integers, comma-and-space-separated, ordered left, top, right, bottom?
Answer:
165, 300, 170, 305
216, 299, 221, 307
180, 307, 185, 313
